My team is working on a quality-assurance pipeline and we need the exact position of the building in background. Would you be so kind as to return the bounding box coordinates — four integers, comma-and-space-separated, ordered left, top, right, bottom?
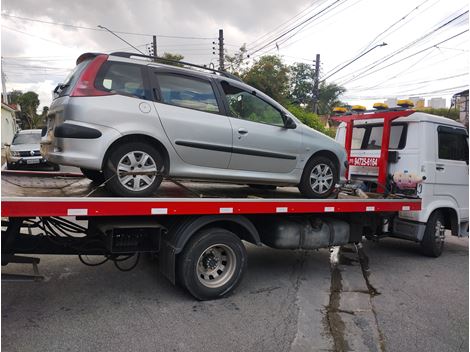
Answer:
385, 98, 397, 107
1, 99, 19, 147
427, 97, 446, 109
409, 96, 425, 108
452, 89, 469, 128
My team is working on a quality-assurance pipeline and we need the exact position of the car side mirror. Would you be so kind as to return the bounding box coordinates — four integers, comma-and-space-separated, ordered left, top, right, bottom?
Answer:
285, 116, 297, 129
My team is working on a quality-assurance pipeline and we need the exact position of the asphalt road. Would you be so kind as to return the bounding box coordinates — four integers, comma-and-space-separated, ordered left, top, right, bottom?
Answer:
2, 235, 468, 352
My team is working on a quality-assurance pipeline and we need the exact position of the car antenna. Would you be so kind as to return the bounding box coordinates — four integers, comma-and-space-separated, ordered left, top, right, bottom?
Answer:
97, 25, 146, 55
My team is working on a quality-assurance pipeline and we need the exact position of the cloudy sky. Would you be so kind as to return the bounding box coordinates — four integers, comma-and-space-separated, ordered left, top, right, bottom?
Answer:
1, 0, 468, 109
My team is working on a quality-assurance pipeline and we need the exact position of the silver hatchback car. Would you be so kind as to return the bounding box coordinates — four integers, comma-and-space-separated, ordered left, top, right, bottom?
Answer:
41, 52, 347, 198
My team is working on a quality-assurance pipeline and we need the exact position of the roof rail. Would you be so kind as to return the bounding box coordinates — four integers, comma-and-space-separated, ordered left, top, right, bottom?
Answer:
110, 52, 243, 82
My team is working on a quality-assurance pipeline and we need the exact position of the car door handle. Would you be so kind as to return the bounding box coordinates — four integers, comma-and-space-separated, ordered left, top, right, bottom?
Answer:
238, 128, 248, 135
436, 164, 445, 171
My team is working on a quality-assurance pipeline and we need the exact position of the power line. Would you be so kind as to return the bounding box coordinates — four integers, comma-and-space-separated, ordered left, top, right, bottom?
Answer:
248, 0, 344, 57
1, 13, 216, 39
2, 25, 69, 46
341, 28, 469, 85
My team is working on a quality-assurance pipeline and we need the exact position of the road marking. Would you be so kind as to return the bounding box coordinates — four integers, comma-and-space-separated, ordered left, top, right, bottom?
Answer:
220, 207, 233, 214
402, 206, 410, 211
67, 208, 88, 216
324, 206, 335, 212
366, 206, 375, 212
276, 207, 288, 213
151, 208, 168, 215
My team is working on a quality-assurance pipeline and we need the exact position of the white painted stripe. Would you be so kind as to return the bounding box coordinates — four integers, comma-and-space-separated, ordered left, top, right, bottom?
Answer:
67, 208, 88, 216
366, 206, 375, 212
324, 206, 335, 212
219, 207, 233, 214
151, 208, 168, 215
402, 206, 411, 211
276, 207, 288, 213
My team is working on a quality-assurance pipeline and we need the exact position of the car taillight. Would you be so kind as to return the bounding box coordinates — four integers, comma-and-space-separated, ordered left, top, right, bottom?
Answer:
70, 54, 115, 97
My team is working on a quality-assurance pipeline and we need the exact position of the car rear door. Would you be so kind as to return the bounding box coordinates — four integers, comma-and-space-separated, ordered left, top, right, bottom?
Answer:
150, 69, 232, 169
218, 81, 301, 173
434, 125, 469, 220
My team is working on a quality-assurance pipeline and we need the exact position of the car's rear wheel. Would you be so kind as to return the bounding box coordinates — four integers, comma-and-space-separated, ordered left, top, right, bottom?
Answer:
103, 142, 163, 197
81, 168, 105, 184
299, 155, 338, 198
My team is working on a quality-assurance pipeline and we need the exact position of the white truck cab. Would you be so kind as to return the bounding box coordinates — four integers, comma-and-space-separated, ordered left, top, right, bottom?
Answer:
336, 111, 469, 253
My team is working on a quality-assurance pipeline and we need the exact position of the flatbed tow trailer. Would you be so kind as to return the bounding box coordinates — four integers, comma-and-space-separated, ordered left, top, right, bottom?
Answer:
1, 175, 421, 300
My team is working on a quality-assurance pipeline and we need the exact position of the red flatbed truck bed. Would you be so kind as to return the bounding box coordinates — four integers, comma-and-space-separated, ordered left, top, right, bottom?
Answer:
1, 175, 421, 300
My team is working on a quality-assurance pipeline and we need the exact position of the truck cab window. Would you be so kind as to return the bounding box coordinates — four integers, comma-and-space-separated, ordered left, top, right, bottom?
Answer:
438, 130, 469, 162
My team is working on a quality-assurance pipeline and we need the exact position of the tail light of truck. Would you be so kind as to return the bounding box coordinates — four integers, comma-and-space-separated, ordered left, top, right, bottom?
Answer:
70, 54, 115, 97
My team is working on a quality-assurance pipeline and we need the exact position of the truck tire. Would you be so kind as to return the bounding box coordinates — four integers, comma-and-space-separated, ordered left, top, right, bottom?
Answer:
298, 155, 338, 198
420, 210, 445, 257
103, 142, 163, 197
81, 168, 105, 184
177, 227, 247, 300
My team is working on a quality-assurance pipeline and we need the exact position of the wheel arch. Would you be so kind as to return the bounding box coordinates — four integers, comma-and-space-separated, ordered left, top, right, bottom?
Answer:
101, 134, 170, 175
304, 150, 340, 176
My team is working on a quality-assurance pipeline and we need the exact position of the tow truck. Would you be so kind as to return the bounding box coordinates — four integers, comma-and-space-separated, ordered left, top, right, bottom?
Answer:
2, 105, 467, 300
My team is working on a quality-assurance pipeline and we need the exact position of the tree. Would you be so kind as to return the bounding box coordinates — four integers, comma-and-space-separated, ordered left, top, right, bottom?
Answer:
158, 52, 184, 67
225, 44, 248, 76
242, 55, 290, 103
16, 91, 45, 129
289, 62, 315, 106
317, 82, 346, 114
8, 90, 23, 105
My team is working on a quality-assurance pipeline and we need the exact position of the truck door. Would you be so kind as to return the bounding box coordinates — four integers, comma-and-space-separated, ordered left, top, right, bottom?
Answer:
434, 125, 469, 220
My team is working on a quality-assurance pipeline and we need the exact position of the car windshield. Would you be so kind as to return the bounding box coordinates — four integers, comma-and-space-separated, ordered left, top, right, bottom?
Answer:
12, 133, 41, 145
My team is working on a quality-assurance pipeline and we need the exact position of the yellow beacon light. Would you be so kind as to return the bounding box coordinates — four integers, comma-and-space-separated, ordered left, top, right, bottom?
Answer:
397, 99, 414, 108
333, 107, 347, 114
351, 105, 366, 112
373, 102, 388, 110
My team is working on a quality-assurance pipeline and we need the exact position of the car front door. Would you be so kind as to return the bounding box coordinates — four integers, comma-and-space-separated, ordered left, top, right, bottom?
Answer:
151, 70, 232, 169
434, 125, 469, 220
219, 81, 301, 173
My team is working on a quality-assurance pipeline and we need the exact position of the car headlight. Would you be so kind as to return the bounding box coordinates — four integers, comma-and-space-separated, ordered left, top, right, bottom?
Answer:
10, 151, 20, 157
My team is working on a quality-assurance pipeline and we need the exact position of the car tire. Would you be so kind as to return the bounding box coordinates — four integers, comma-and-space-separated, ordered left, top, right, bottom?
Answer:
177, 227, 247, 301
80, 168, 105, 184
298, 155, 338, 198
248, 184, 277, 191
420, 210, 445, 257
103, 142, 163, 197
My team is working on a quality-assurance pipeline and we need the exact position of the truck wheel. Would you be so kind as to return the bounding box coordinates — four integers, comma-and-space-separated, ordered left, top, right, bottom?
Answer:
177, 227, 247, 300
299, 156, 338, 198
420, 211, 445, 257
81, 168, 105, 184
103, 142, 163, 197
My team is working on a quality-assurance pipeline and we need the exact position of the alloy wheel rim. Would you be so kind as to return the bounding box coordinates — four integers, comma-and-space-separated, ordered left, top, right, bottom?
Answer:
196, 244, 237, 288
117, 151, 158, 191
310, 163, 333, 194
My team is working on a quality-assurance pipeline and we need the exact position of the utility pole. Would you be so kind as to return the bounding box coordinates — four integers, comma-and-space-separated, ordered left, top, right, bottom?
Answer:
1, 65, 8, 104
218, 29, 224, 71
152, 35, 157, 61
312, 54, 320, 114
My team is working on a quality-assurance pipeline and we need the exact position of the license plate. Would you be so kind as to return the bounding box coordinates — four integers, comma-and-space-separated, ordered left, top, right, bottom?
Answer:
26, 159, 40, 164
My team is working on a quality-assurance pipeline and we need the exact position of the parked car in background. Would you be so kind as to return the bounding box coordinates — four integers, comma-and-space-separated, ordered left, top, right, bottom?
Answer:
41, 52, 348, 198
5, 129, 59, 171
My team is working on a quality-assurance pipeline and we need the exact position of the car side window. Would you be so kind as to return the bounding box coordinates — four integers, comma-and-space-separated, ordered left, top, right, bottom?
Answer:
155, 74, 220, 113
95, 62, 147, 99
221, 82, 284, 127
438, 128, 468, 162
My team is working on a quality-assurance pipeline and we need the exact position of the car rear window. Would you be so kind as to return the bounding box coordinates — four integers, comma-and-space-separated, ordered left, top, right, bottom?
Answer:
352, 124, 407, 150
56, 59, 90, 98
156, 74, 220, 113
95, 62, 147, 99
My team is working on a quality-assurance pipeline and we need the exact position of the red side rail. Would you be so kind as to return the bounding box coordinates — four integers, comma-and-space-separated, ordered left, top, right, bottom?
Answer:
1, 197, 421, 217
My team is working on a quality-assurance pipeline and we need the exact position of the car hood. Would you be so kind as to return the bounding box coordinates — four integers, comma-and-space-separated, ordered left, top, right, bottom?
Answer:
10, 144, 40, 152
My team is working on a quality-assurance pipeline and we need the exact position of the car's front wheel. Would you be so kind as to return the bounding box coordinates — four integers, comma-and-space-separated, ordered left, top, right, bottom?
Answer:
298, 155, 338, 198
103, 142, 163, 197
